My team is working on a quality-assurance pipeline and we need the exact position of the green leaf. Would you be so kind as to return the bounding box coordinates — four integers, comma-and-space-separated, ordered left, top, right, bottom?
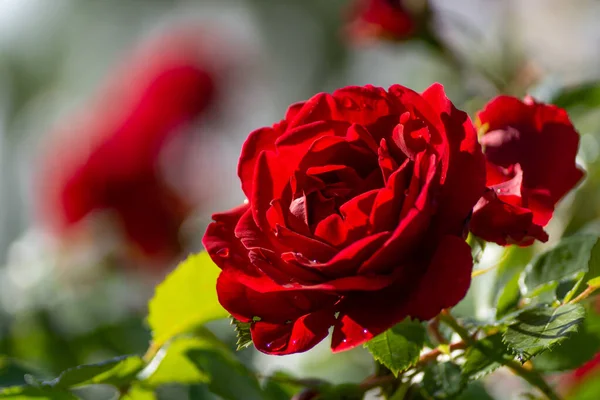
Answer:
467, 233, 486, 264
231, 318, 252, 351
493, 246, 534, 318
462, 333, 514, 382
503, 303, 585, 361
569, 377, 600, 400
573, 238, 600, 298
186, 346, 264, 400
0, 358, 41, 388
147, 252, 228, 349
48, 356, 144, 389
521, 235, 599, 302
456, 382, 494, 400
121, 384, 156, 400
261, 371, 301, 400
0, 386, 77, 399
364, 318, 426, 377
533, 304, 600, 372
0, 357, 144, 399
140, 332, 264, 400
140, 336, 212, 387
551, 81, 600, 110
422, 362, 464, 399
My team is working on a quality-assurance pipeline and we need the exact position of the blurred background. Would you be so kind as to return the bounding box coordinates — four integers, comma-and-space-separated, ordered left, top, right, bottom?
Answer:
1, 0, 600, 399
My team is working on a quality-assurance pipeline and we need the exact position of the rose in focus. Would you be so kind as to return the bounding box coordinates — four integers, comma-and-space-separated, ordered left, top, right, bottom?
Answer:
203, 84, 485, 355
470, 96, 584, 246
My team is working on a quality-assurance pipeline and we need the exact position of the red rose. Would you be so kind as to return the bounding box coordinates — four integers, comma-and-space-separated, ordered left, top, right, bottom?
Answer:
39, 27, 217, 266
203, 84, 485, 355
470, 96, 584, 246
347, 0, 429, 42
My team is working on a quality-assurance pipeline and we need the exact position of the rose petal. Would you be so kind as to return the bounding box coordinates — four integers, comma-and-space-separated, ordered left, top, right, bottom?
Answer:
421, 83, 486, 237
217, 271, 335, 323
470, 189, 549, 246
331, 235, 473, 352
251, 309, 337, 355
238, 124, 284, 198
370, 158, 411, 232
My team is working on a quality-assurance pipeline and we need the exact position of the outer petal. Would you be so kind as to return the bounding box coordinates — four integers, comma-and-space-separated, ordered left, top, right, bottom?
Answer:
238, 124, 284, 199
216, 270, 336, 323
251, 309, 337, 355
358, 152, 436, 274
470, 189, 549, 246
289, 231, 390, 278
331, 235, 473, 352
202, 204, 249, 270
421, 83, 486, 237
478, 96, 534, 133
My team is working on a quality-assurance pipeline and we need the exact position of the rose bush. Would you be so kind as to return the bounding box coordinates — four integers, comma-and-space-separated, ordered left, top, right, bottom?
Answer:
470, 96, 584, 246
203, 83, 485, 355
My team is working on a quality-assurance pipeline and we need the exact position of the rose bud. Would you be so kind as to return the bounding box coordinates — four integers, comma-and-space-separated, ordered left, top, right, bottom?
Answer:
470, 96, 584, 246
203, 84, 485, 355
346, 0, 432, 43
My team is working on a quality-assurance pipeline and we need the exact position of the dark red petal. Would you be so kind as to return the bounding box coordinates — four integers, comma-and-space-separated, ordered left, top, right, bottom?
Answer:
337, 189, 379, 239
421, 83, 486, 237
286, 93, 339, 129
216, 270, 335, 323
251, 250, 325, 284
346, 123, 379, 153
302, 231, 391, 278
251, 309, 336, 355
285, 100, 306, 121
251, 151, 289, 230
297, 136, 378, 178
359, 153, 437, 274
388, 84, 446, 143
238, 124, 284, 199
275, 120, 349, 150
377, 138, 399, 184
234, 207, 268, 250
370, 158, 411, 232
478, 96, 534, 132
331, 235, 473, 352
274, 224, 338, 262
330, 85, 400, 125
202, 204, 249, 269
314, 214, 349, 247
470, 189, 549, 246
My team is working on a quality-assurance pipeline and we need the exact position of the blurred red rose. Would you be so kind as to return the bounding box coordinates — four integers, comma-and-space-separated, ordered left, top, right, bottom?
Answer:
203, 83, 485, 355
470, 96, 584, 246
347, 0, 430, 42
557, 352, 600, 397
39, 27, 219, 267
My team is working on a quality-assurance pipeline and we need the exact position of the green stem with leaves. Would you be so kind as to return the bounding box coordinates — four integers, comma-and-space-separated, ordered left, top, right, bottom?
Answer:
439, 310, 562, 400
